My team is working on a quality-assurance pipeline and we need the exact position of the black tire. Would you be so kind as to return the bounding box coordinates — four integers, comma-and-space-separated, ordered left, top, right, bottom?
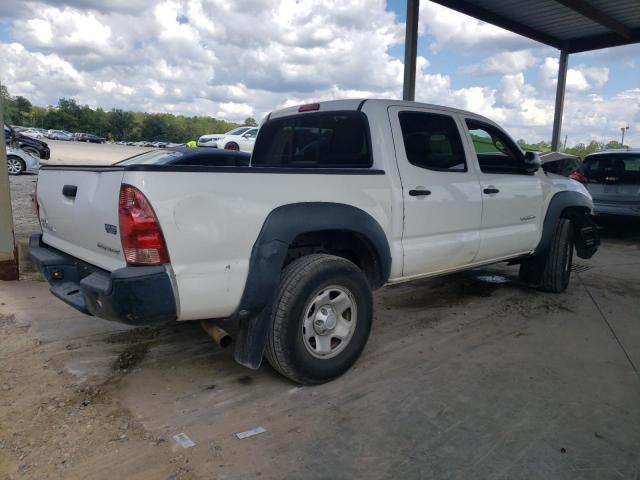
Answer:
519, 217, 574, 293
7, 156, 25, 175
224, 142, 239, 151
265, 254, 373, 385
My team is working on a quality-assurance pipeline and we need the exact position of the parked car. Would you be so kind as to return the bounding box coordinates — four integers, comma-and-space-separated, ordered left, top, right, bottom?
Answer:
570, 149, 640, 218
217, 127, 258, 152
6, 145, 40, 175
116, 147, 250, 167
21, 129, 45, 139
197, 126, 253, 147
77, 133, 106, 144
30, 99, 599, 384
47, 130, 74, 141
4, 124, 50, 159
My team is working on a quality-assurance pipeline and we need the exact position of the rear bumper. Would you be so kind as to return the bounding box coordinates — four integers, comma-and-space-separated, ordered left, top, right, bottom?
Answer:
594, 201, 640, 217
29, 234, 177, 325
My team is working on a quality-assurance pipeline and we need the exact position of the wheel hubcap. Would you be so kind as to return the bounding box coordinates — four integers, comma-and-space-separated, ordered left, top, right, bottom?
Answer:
302, 286, 357, 359
7, 159, 21, 174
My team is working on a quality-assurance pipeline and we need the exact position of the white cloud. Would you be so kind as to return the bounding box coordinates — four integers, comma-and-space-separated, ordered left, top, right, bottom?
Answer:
539, 57, 609, 92
462, 50, 538, 76
0, 0, 636, 147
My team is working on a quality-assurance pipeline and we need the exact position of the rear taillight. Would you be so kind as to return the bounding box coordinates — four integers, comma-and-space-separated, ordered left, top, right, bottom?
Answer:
569, 171, 588, 183
118, 184, 169, 265
298, 103, 320, 112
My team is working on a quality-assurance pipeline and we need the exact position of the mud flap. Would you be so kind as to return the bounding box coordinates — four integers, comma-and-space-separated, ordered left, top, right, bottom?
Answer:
233, 305, 273, 370
572, 214, 600, 259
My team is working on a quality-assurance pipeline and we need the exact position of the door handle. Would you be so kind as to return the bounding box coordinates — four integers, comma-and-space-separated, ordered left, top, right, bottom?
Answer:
409, 189, 431, 197
483, 187, 499, 195
62, 185, 78, 198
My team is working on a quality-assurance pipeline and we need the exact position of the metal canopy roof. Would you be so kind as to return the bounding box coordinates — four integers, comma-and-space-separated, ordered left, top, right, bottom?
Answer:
430, 0, 640, 53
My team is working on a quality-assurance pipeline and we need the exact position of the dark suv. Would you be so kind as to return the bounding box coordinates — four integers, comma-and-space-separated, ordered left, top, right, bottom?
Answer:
4, 125, 51, 159
76, 133, 106, 144
570, 149, 640, 218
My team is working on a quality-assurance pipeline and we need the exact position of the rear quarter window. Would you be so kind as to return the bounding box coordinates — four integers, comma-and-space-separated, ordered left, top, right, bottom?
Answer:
251, 112, 372, 168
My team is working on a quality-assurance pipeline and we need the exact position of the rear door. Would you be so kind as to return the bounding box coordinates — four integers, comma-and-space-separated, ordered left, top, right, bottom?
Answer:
463, 120, 543, 261
389, 106, 482, 278
37, 167, 127, 271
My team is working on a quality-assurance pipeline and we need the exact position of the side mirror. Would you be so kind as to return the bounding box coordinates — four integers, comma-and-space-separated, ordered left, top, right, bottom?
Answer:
523, 151, 541, 173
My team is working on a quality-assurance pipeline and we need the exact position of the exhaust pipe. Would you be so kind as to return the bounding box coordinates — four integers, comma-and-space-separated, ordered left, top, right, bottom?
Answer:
201, 321, 232, 348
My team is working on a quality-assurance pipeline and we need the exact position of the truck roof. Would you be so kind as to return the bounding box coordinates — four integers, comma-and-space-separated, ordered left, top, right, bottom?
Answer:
267, 98, 497, 126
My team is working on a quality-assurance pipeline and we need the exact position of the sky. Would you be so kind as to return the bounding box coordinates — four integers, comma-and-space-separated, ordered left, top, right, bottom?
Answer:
0, 0, 638, 146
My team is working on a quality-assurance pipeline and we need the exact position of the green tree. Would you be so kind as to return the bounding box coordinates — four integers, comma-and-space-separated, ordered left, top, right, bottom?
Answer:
243, 117, 257, 127
1, 84, 17, 123
106, 109, 135, 140
13, 96, 32, 125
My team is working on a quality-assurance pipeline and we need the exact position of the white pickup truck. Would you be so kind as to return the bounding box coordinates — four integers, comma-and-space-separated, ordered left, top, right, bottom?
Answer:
30, 99, 599, 384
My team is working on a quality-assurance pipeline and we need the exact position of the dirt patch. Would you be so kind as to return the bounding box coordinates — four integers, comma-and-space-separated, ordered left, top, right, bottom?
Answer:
0, 313, 195, 480
382, 270, 509, 310
107, 324, 177, 374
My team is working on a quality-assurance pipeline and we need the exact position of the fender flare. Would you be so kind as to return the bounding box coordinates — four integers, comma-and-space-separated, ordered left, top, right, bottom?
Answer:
237, 202, 391, 318
534, 190, 594, 256
233, 202, 391, 369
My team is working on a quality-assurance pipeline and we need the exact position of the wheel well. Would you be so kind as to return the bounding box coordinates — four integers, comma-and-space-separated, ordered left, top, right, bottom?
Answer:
284, 230, 384, 288
561, 206, 599, 259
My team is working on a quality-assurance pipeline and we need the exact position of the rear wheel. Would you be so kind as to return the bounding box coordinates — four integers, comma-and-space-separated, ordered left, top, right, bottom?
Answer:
7, 156, 24, 175
265, 254, 373, 384
519, 217, 574, 292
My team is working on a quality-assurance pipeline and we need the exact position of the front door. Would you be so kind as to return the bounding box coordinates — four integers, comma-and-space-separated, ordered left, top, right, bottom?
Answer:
389, 106, 483, 278
464, 120, 544, 261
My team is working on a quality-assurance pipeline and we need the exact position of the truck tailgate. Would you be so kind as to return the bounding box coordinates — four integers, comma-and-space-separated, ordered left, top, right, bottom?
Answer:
37, 167, 127, 271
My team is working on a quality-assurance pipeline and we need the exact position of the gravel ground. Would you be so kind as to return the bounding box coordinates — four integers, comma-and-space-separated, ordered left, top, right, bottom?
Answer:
9, 174, 39, 241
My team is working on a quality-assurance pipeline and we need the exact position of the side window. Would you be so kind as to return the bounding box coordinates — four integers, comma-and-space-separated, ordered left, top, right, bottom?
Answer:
398, 112, 466, 171
245, 129, 258, 139
252, 112, 371, 168
466, 121, 524, 174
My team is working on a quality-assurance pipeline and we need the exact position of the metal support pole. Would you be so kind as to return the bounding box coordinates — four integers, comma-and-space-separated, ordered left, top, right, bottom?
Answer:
0, 82, 19, 280
403, 0, 420, 101
551, 49, 568, 151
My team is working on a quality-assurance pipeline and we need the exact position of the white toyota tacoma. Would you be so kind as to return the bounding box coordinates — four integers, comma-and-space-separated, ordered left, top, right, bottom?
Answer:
30, 99, 599, 384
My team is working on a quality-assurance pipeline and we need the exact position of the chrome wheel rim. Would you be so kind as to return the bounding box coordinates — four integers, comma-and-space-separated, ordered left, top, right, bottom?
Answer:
302, 285, 357, 359
7, 158, 22, 175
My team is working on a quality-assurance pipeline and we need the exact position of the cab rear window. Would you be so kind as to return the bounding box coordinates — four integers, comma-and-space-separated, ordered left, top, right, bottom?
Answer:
580, 154, 640, 184
251, 112, 371, 168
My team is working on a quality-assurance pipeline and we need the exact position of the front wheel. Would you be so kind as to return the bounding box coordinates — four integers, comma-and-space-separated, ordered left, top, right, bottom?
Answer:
224, 142, 239, 151
7, 156, 25, 175
265, 254, 373, 384
519, 217, 574, 292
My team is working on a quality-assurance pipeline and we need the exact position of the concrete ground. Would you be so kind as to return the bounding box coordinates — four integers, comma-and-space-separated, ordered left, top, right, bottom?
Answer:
0, 224, 638, 479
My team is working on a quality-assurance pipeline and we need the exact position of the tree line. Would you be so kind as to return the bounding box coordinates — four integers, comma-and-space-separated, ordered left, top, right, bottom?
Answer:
1, 85, 257, 143
2, 85, 626, 156
516, 138, 626, 159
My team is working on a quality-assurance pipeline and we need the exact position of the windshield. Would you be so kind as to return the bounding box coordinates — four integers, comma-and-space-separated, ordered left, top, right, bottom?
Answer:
226, 127, 251, 136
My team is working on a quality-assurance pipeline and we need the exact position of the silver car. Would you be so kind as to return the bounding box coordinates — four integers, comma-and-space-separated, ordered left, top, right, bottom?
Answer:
6, 146, 41, 175
570, 149, 640, 217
